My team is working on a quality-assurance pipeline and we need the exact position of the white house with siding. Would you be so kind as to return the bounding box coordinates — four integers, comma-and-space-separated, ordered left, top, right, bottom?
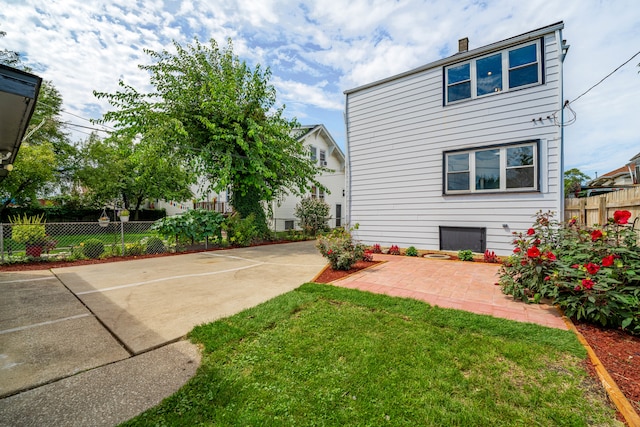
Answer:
344, 22, 568, 255
270, 124, 346, 232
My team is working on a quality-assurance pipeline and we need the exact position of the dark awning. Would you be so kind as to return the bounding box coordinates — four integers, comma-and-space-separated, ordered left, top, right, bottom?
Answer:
0, 64, 43, 180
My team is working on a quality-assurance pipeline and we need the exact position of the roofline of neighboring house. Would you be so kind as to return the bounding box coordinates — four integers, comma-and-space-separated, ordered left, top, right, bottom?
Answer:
296, 124, 346, 163
344, 21, 565, 95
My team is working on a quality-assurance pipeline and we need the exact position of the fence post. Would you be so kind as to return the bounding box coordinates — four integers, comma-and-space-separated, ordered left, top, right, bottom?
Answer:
598, 196, 607, 226
120, 221, 125, 255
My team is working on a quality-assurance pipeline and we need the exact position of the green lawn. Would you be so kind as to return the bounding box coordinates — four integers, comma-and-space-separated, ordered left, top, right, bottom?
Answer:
123, 283, 619, 426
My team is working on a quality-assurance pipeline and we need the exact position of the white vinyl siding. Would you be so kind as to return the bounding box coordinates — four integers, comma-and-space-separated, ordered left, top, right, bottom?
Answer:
346, 26, 563, 255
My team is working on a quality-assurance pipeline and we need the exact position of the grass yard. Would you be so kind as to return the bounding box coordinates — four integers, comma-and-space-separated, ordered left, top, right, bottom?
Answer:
122, 283, 620, 426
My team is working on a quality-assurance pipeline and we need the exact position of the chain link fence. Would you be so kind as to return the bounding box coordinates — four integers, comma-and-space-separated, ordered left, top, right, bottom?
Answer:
1, 221, 164, 264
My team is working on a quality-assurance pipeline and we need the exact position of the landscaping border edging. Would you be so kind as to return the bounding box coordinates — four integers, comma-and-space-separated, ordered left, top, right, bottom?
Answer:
562, 315, 640, 426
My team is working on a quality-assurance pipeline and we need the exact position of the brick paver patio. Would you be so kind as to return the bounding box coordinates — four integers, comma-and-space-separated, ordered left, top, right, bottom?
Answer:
332, 254, 568, 330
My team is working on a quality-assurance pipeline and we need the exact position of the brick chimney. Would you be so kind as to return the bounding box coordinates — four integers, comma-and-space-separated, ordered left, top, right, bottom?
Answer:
458, 37, 469, 53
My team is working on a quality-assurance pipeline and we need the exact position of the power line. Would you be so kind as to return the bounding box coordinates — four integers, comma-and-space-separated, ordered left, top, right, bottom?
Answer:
62, 122, 113, 133
568, 49, 640, 106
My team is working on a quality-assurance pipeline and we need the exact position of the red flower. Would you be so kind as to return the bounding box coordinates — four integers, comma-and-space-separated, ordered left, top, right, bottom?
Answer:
591, 230, 602, 241
584, 262, 600, 275
574, 285, 581, 291
602, 255, 615, 267
520, 260, 527, 266
545, 252, 556, 261
527, 228, 535, 236
513, 247, 521, 253
327, 249, 333, 255
527, 246, 540, 258
571, 264, 580, 269
534, 239, 541, 245
582, 278, 594, 290
544, 276, 551, 281
613, 210, 631, 225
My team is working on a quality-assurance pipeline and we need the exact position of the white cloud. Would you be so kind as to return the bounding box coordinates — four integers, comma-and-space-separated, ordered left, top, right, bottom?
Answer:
1, 0, 638, 176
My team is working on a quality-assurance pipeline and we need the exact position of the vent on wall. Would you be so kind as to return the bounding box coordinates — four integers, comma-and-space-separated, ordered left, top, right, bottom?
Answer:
439, 226, 486, 253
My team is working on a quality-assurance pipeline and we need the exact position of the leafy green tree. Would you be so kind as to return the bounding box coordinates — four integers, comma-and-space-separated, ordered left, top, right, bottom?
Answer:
564, 168, 591, 197
0, 142, 57, 214
77, 133, 195, 219
94, 38, 324, 236
0, 31, 74, 211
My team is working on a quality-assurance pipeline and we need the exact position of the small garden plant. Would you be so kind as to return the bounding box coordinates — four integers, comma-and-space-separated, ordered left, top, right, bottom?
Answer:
388, 245, 401, 255
83, 239, 105, 259
499, 210, 640, 334
405, 246, 419, 257
484, 249, 499, 263
457, 249, 474, 261
371, 243, 382, 254
316, 224, 366, 270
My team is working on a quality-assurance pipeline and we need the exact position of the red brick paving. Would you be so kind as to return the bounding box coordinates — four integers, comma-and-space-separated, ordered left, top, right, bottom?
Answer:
332, 254, 568, 330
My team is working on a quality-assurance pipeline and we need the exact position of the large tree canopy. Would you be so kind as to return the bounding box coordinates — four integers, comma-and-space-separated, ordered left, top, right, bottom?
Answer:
94, 38, 323, 235
77, 133, 195, 218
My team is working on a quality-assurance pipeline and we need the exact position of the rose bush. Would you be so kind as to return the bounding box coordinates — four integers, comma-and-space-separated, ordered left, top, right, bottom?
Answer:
316, 224, 366, 270
499, 210, 640, 334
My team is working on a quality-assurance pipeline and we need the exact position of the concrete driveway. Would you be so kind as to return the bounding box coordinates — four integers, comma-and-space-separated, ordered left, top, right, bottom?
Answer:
0, 241, 326, 399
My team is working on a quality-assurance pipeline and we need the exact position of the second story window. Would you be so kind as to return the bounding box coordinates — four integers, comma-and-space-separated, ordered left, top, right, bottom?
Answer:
319, 150, 326, 166
445, 40, 542, 104
309, 146, 317, 162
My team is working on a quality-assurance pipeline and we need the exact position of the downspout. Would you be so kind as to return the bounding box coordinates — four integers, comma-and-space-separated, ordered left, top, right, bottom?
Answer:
559, 28, 568, 222
344, 94, 351, 226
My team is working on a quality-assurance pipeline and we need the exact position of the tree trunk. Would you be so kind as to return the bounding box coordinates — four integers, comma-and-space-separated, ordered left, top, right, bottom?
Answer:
230, 185, 270, 238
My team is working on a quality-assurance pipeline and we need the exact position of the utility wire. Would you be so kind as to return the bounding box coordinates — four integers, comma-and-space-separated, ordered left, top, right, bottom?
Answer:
568, 49, 640, 106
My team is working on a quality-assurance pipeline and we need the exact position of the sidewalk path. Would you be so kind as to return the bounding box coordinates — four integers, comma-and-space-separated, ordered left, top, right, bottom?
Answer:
332, 254, 567, 330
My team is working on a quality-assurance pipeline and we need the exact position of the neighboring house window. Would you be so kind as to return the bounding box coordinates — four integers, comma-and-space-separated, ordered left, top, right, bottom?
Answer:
445, 40, 542, 104
319, 150, 326, 166
319, 188, 325, 200
444, 141, 538, 194
311, 185, 317, 199
309, 146, 317, 162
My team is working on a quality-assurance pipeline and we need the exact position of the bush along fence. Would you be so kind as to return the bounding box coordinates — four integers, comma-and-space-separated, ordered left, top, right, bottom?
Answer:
499, 210, 640, 335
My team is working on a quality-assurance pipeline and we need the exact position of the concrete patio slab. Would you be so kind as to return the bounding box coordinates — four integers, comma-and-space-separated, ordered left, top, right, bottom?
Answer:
52, 241, 327, 354
0, 271, 129, 398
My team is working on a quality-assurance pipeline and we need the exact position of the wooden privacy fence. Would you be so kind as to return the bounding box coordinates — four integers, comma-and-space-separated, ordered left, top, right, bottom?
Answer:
565, 186, 640, 227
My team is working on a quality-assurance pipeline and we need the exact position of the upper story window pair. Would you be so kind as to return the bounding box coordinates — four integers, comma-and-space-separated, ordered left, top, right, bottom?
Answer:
445, 40, 542, 104
309, 146, 326, 166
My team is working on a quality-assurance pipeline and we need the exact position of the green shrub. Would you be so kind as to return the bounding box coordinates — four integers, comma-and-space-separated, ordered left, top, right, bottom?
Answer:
294, 197, 330, 236
316, 224, 366, 270
457, 250, 474, 261
405, 246, 419, 257
125, 241, 145, 256
145, 237, 166, 254
83, 239, 105, 259
500, 210, 640, 334
10, 214, 47, 246
224, 213, 260, 247
151, 209, 224, 245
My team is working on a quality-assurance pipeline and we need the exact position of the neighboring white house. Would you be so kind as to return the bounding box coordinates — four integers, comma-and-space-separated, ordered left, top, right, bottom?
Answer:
270, 124, 346, 232
344, 22, 568, 255
153, 125, 346, 231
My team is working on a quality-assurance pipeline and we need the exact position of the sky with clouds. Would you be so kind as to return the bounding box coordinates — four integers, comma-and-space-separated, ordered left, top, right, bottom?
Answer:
2, 0, 639, 181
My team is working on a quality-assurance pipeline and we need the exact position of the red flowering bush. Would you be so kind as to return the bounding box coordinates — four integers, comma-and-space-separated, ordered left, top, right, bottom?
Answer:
316, 224, 366, 270
388, 245, 401, 255
483, 249, 499, 263
500, 210, 640, 334
362, 249, 374, 262
371, 243, 382, 254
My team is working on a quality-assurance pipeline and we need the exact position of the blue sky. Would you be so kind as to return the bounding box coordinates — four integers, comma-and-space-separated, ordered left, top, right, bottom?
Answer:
2, 0, 639, 181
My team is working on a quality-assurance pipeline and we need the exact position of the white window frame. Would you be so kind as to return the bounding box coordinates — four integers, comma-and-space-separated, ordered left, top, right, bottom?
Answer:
445, 40, 542, 105
444, 141, 539, 194
309, 146, 317, 162
319, 149, 326, 166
